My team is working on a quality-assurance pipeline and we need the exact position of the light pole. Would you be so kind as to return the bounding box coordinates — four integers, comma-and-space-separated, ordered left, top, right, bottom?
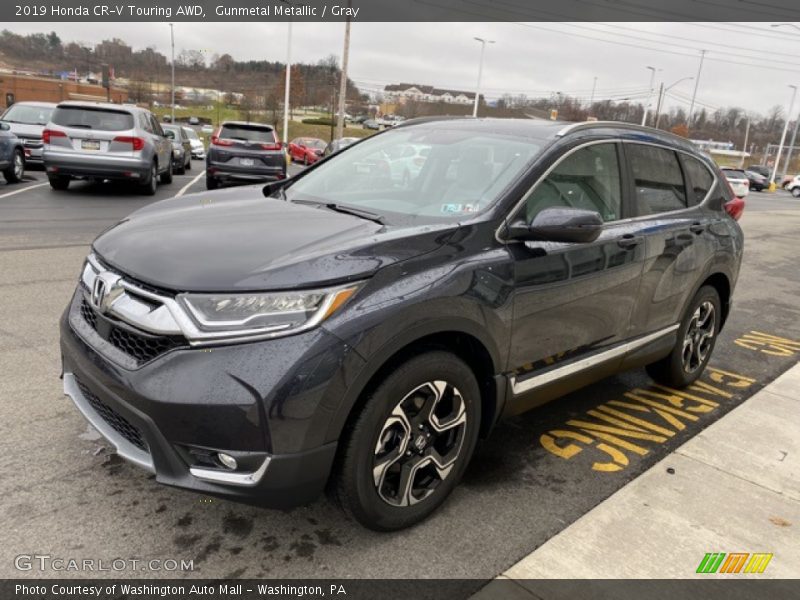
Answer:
335, 0, 352, 141
654, 76, 693, 129
169, 23, 175, 124
589, 76, 597, 111
687, 49, 707, 132
773, 25, 800, 175
641, 66, 660, 126
472, 37, 494, 118
281, 1, 293, 144
772, 84, 797, 184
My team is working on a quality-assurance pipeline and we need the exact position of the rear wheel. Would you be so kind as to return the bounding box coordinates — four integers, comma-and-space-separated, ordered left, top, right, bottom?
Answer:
176, 158, 186, 175
646, 285, 721, 388
48, 175, 70, 191
334, 351, 481, 531
206, 175, 219, 190
3, 148, 24, 183
791, 187, 800, 198
185, 155, 192, 171
160, 160, 173, 184
141, 162, 158, 196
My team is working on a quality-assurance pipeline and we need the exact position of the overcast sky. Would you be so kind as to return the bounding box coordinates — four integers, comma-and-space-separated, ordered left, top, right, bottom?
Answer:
9, 21, 800, 118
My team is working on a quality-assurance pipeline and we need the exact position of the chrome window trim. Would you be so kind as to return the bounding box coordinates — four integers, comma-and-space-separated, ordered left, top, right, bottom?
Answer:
509, 324, 679, 395
495, 138, 719, 245
63, 372, 155, 474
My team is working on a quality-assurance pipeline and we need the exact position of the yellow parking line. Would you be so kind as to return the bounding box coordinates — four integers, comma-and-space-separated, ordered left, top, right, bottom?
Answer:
0, 181, 49, 199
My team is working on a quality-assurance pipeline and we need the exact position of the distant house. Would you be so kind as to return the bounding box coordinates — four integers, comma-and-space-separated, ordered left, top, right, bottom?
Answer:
384, 83, 476, 105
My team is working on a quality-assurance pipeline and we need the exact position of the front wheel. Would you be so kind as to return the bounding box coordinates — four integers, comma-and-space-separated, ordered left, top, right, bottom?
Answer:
791, 187, 800, 198
3, 148, 24, 183
333, 351, 481, 531
646, 285, 721, 388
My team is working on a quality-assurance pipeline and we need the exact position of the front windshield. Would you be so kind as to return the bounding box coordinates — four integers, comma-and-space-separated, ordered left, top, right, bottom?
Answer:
183, 128, 199, 140
285, 126, 543, 223
304, 138, 326, 150
3, 104, 53, 125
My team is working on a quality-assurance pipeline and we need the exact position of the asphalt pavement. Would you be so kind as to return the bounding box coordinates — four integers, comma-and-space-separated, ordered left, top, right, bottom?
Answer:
1, 172, 799, 586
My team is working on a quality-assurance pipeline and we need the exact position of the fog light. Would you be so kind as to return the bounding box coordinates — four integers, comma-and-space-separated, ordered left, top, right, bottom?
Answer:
217, 452, 237, 470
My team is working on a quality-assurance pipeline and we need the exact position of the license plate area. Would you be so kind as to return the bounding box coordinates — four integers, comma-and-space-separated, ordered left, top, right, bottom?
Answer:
81, 140, 101, 151
239, 158, 255, 167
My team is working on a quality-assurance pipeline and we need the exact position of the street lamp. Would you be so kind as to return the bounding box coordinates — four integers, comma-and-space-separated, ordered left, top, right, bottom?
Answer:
653, 76, 693, 129
772, 84, 798, 184
472, 37, 494, 118
772, 25, 800, 176
641, 66, 660, 126
169, 23, 175, 124
280, 0, 293, 144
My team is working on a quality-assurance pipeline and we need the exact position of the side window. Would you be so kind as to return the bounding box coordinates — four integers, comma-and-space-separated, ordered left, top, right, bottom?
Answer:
139, 113, 153, 133
683, 156, 715, 206
628, 144, 687, 214
150, 115, 164, 136
522, 143, 622, 223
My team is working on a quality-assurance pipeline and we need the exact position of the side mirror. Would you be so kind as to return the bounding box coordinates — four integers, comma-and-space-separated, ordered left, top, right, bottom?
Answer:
164, 131, 175, 139
0, 121, 9, 131
509, 207, 604, 244
262, 179, 288, 197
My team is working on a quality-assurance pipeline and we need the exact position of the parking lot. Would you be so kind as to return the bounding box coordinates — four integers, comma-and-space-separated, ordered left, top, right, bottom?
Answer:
1, 169, 799, 583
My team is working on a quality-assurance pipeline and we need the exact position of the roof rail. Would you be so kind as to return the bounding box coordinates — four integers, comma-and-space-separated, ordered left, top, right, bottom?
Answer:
393, 115, 472, 128
555, 120, 693, 146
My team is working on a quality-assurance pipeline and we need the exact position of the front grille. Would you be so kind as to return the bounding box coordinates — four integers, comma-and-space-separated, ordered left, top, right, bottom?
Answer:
79, 297, 184, 365
75, 377, 148, 452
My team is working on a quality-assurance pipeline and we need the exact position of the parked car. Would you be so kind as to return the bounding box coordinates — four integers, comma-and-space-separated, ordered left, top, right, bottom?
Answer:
324, 137, 359, 156
161, 124, 192, 174
60, 119, 743, 531
785, 174, 800, 197
188, 116, 200, 125
42, 101, 173, 195
744, 169, 767, 192
384, 143, 431, 184
0, 122, 25, 183
201, 124, 214, 135
746, 165, 771, 179
206, 121, 286, 189
721, 168, 749, 197
351, 115, 368, 124
288, 137, 327, 165
363, 119, 381, 130
0, 101, 56, 166
182, 126, 205, 160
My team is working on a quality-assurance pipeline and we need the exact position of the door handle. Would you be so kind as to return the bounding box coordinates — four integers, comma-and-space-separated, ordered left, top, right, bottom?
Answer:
689, 222, 707, 234
617, 234, 643, 249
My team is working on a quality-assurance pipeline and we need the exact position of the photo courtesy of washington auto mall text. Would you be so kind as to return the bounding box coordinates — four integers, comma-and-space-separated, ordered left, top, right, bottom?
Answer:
0, 0, 799, 599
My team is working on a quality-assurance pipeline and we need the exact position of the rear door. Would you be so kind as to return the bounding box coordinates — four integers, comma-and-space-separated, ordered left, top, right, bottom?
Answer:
146, 113, 172, 169
216, 124, 282, 170
48, 105, 136, 157
621, 142, 718, 336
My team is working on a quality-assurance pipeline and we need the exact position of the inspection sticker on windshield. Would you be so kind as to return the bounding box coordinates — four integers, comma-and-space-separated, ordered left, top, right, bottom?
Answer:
441, 203, 478, 214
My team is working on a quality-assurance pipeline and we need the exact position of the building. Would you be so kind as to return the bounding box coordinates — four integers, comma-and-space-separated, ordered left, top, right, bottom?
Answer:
0, 72, 127, 109
384, 83, 476, 105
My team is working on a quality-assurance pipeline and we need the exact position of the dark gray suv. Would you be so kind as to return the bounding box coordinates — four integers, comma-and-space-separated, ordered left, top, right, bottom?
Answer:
60, 118, 743, 530
206, 121, 286, 189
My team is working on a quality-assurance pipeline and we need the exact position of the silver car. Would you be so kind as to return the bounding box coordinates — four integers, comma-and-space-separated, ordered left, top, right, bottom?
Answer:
182, 126, 205, 159
0, 101, 56, 165
43, 102, 173, 195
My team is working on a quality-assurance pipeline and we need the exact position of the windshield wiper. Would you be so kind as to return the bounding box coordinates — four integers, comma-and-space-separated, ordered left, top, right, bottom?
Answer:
291, 199, 384, 225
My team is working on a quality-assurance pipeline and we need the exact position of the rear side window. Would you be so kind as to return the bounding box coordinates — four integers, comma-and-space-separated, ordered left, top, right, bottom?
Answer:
627, 144, 687, 214
683, 156, 715, 206
51, 106, 133, 131
219, 124, 276, 143
522, 143, 622, 222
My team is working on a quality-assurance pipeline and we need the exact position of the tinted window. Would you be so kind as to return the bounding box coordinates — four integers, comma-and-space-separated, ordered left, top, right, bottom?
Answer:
162, 124, 184, 139
522, 143, 622, 222
51, 106, 134, 131
684, 156, 715, 206
628, 144, 687, 214
220, 124, 276, 143
723, 169, 746, 179
2, 104, 53, 125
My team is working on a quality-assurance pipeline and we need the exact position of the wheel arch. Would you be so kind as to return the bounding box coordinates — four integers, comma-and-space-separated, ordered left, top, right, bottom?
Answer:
699, 271, 732, 330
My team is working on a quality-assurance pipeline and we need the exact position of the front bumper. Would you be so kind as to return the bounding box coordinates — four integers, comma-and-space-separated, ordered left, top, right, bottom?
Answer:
60, 287, 358, 507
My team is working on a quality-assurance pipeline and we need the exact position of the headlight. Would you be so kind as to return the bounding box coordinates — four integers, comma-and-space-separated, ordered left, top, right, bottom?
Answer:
173, 148, 181, 157
179, 285, 359, 339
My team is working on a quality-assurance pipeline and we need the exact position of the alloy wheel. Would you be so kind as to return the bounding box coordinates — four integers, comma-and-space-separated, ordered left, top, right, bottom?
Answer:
13, 151, 24, 179
372, 380, 467, 507
681, 301, 716, 373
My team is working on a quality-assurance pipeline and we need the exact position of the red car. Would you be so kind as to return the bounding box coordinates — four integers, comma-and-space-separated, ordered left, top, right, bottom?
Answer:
288, 137, 327, 165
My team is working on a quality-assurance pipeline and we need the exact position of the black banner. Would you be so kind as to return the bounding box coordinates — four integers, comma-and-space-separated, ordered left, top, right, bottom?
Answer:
4, 0, 800, 22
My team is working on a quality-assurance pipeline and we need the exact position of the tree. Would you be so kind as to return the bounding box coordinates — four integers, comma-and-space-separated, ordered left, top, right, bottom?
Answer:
671, 123, 689, 138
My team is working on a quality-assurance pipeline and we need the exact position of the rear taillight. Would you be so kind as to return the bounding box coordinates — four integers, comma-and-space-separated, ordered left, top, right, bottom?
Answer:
112, 136, 145, 151
260, 143, 282, 151
724, 197, 745, 221
42, 129, 66, 144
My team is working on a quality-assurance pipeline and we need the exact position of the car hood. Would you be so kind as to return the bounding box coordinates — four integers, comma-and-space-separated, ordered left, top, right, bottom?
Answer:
7, 122, 44, 138
93, 186, 455, 292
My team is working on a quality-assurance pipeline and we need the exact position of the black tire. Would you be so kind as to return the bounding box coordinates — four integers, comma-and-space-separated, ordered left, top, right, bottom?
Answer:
791, 187, 800, 198
160, 159, 173, 184
176, 160, 186, 175
333, 351, 481, 531
206, 175, 219, 190
3, 148, 24, 183
141, 162, 158, 196
48, 175, 70, 191
185, 155, 192, 171
646, 285, 721, 388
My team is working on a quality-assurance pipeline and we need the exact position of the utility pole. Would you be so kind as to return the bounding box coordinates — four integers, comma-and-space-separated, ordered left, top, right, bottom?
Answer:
169, 23, 175, 124
472, 37, 494, 118
280, 0, 293, 144
771, 84, 797, 184
687, 49, 706, 132
589, 76, 597, 111
782, 112, 800, 176
740, 116, 750, 169
641, 66, 658, 126
654, 82, 665, 129
335, 0, 352, 141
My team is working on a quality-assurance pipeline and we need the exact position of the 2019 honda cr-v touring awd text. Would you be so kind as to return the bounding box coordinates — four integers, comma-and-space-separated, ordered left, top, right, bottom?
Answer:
61, 118, 744, 530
